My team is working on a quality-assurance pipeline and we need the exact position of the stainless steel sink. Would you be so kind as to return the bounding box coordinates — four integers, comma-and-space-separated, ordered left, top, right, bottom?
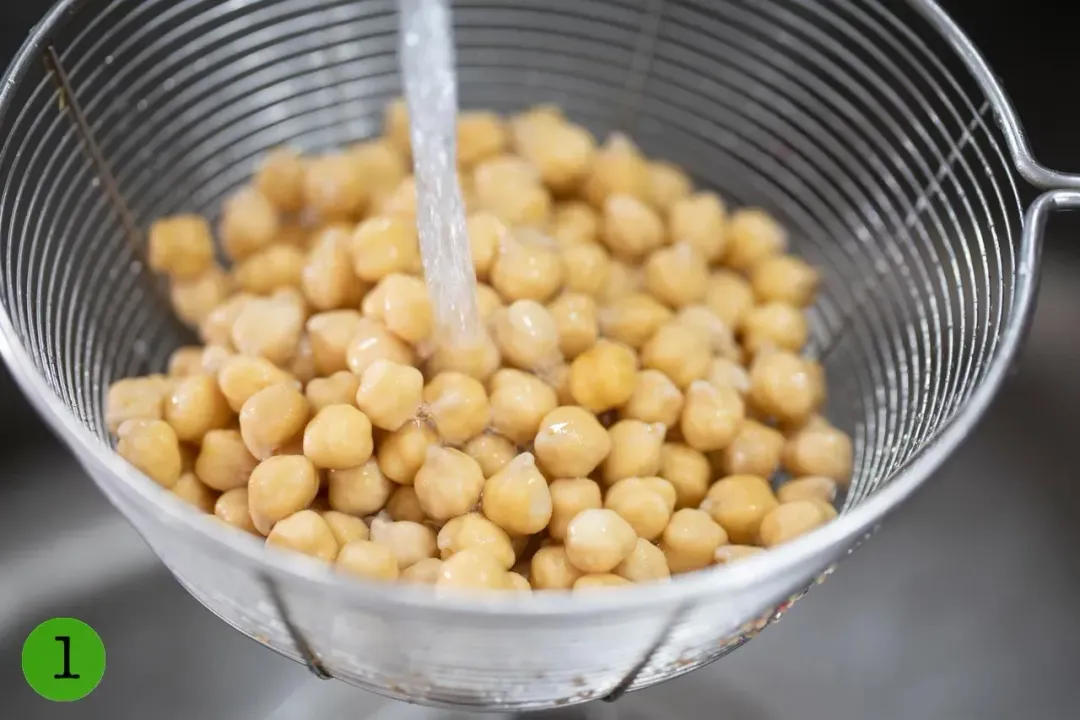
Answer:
3, 246, 1079, 719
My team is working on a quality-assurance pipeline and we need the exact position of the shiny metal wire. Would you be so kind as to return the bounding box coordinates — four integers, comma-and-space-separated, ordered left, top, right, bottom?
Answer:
0, 0, 1072, 710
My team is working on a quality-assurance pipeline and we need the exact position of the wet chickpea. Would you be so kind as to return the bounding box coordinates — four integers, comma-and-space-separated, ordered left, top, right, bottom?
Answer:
621, 369, 683, 427
427, 332, 503, 383
615, 537, 670, 583
505, 572, 532, 592
304, 153, 367, 220
306, 310, 362, 376
668, 194, 727, 265
173, 473, 219, 513
647, 161, 693, 215
464, 434, 517, 478
482, 452, 552, 536
437, 512, 516, 569
220, 187, 280, 261
322, 510, 370, 546
759, 500, 827, 548
337, 540, 400, 581
239, 382, 310, 461
659, 443, 711, 509
548, 477, 603, 541
149, 214, 215, 279
266, 510, 339, 562
726, 208, 787, 271
490, 232, 565, 303
370, 517, 438, 570
644, 243, 709, 309
233, 243, 305, 295
777, 476, 838, 504
742, 302, 809, 355
457, 111, 508, 167
219, 355, 299, 413
547, 293, 599, 360
364, 274, 433, 345
328, 460, 393, 516
604, 476, 674, 541
467, 212, 508, 279
534, 406, 611, 478
680, 381, 745, 452
255, 147, 306, 213
597, 259, 642, 304
196, 292, 248, 347
783, 424, 853, 485
599, 293, 671, 350
583, 133, 650, 208
345, 319, 416, 377
378, 176, 418, 218
812, 498, 839, 522
660, 508, 726, 574
171, 266, 233, 327
350, 215, 421, 282
546, 363, 576, 406
414, 446, 486, 521
168, 347, 204, 378
568, 339, 637, 413
302, 227, 366, 311
530, 545, 584, 590
436, 548, 509, 592
200, 345, 235, 376
676, 305, 738, 360
423, 372, 490, 445
302, 404, 374, 470
574, 574, 632, 590
640, 322, 711, 390
704, 270, 755, 330
384, 98, 411, 156
473, 155, 551, 227
488, 369, 558, 445
701, 475, 779, 545
215, 488, 258, 533
377, 421, 440, 485
106, 376, 170, 432
117, 419, 182, 489
247, 455, 319, 535
475, 284, 504, 323
601, 194, 664, 260
721, 420, 785, 478
352, 139, 409, 205
386, 485, 426, 523
750, 254, 819, 308
564, 508, 637, 574
805, 359, 827, 415
561, 243, 611, 299
514, 114, 597, 193
231, 295, 304, 366
354, 360, 423, 431
550, 201, 599, 247
708, 357, 751, 395
748, 350, 816, 425
491, 300, 561, 371
306, 371, 360, 412
195, 429, 258, 492
714, 545, 763, 565
165, 374, 233, 443
602, 420, 666, 486
401, 557, 442, 584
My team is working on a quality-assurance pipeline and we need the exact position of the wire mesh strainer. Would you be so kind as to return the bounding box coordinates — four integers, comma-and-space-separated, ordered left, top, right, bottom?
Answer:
1, 0, 1077, 711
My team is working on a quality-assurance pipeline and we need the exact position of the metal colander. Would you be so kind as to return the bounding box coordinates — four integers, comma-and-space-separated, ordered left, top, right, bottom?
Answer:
1, 0, 1076, 711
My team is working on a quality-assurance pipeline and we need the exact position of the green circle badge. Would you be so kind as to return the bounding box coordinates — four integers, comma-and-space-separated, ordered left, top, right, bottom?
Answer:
21, 618, 106, 701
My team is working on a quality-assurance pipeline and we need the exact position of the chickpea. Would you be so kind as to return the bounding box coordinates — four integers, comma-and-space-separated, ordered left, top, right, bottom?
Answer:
203, 345, 239, 378
370, 517, 438, 570
759, 500, 827, 548
505, 572, 532, 592
604, 477, 675, 540
568, 339, 637, 413
352, 360, 423, 432
749, 254, 820, 308
172, 472, 219, 513
547, 293, 599, 360
668, 192, 727, 263
582, 133, 649, 208
231, 295, 304, 366
217, 355, 297, 413
777, 476, 838, 504
436, 548, 509, 592
337, 540, 400, 581
488, 369, 558, 445
386, 485, 426, 523
812, 498, 839, 522
171, 266, 233, 327
514, 114, 597, 193
714, 545, 764, 565
255, 147, 306, 213
247, 455, 319, 535
378, 421, 440, 485
564, 508, 637, 574
148, 214, 215, 279
165, 374, 233, 443
620, 370, 683, 427
601, 420, 665, 485
239, 382, 310, 461
233, 243, 305, 295
660, 508, 726, 574
600, 194, 664, 260
351, 138, 409, 206
266, 510, 339, 562
783, 424, 853, 485
473, 155, 551, 227
167, 347, 203, 378
741, 302, 809, 355
644, 243, 708, 309
534, 406, 611, 478
491, 300, 561, 371
194, 429, 258, 492
464, 433, 517, 478
640, 322, 711, 391
302, 404, 374, 470
599, 293, 672, 350
548, 477, 603, 541
305, 310, 362, 376
413, 446, 485, 521
805, 359, 827, 414
726, 208, 787, 271
350, 215, 421, 282
367, 274, 434, 345
466, 212, 508, 280
474, 283, 504, 323
426, 331, 502, 382
401, 557, 442, 584
708, 357, 751, 395
304, 153, 367, 220
345, 318, 416, 377
574, 574, 632, 590
680, 381, 745, 452
328, 460, 393, 516
530, 545, 584, 590
199, 292, 252, 347
437, 513, 516, 569
701, 474, 778, 544
220, 187, 280, 261
721, 420, 785, 478
646, 161, 693, 215
479, 451, 552, 537
322, 510, 370, 546
106, 376, 169, 432
615, 537, 670, 583
675, 306, 738, 359
305, 371, 359, 413
659, 443, 711, 509
378, 176, 417, 218
560, 243, 611, 300
302, 227, 366, 311
423, 372, 490, 445
384, 98, 411, 156
116, 419, 182, 489
215, 487, 258, 534
550, 202, 600, 248
458, 111, 508, 167
490, 232, 565, 304
704, 270, 755, 330
546, 363, 576, 406
748, 350, 816, 425
597, 259, 642, 304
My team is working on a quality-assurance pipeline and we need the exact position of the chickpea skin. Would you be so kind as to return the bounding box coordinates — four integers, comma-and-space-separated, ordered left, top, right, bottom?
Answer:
218, 355, 299, 413
548, 292, 600, 359
565, 509, 638, 574
599, 293, 672, 349
401, 558, 442, 584
681, 381, 745, 452
783, 424, 854, 485
568, 339, 638, 413
602, 420, 666, 486
266, 510, 339, 562
604, 476, 675, 540
669, 192, 727, 263
741, 302, 809, 355
117, 419, 182, 489
231, 295, 304, 366
660, 508, 727, 574
302, 227, 366, 311
751, 254, 820, 308
350, 215, 421, 282
491, 300, 562, 371
322, 510, 371, 546
489, 368, 559, 445
304, 153, 367, 220
306, 310, 363, 376
701, 474, 779, 545
328, 460, 393, 516
646, 161, 693, 215
615, 537, 671, 583
714, 545, 764, 565
640, 322, 711, 390
530, 545, 584, 590
337, 540, 400, 582
247, 455, 319, 536
748, 350, 816, 425
170, 266, 233, 328
355, 360, 424, 431
436, 548, 510, 592
463, 434, 517, 478
215, 488, 258, 534
467, 212, 509, 279
722, 420, 785, 478
437, 513, 516, 569
644, 243, 709, 309
424, 372, 491, 445
534, 406, 612, 478
548, 477, 603, 541
550, 201, 599, 247
777, 476, 838, 504
345, 318, 416, 377
306, 371, 360, 412
562, 243, 611, 298
377, 421, 440, 485
239, 383, 310, 461
220, 187, 280, 261
704, 270, 756, 330
620, 370, 684, 427
414, 446, 486, 522
195, 428, 259, 492
659, 442, 711, 509
255, 147, 306, 213
148, 214, 215, 279
370, 517, 438, 570
490, 233, 565, 303
582, 133, 650, 208
482, 452, 553, 536
726, 208, 788, 271
759, 500, 828, 548
601, 193, 665, 260
473, 155, 551, 227
106, 376, 169, 433
303, 404, 374, 470
165, 374, 233, 443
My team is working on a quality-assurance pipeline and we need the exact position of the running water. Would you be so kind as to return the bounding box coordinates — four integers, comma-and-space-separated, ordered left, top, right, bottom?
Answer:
398, 0, 481, 345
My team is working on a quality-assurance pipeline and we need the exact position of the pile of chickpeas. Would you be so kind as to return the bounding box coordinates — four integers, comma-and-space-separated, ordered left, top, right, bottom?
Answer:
107, 101, 853, 594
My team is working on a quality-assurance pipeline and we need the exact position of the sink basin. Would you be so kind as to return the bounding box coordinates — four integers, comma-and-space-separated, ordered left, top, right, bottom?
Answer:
3, 246, 1080, 719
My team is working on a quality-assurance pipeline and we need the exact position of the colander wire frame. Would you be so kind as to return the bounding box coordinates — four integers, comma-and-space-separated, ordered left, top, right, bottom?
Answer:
1, 0, 1078, 710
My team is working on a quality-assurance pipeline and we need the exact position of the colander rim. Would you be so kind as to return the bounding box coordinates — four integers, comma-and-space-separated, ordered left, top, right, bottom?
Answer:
0, 0, 1038, 618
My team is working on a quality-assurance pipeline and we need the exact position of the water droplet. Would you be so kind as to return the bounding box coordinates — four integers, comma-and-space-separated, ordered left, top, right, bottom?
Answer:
104, 55, 114, 65
136, 99, 147, 112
